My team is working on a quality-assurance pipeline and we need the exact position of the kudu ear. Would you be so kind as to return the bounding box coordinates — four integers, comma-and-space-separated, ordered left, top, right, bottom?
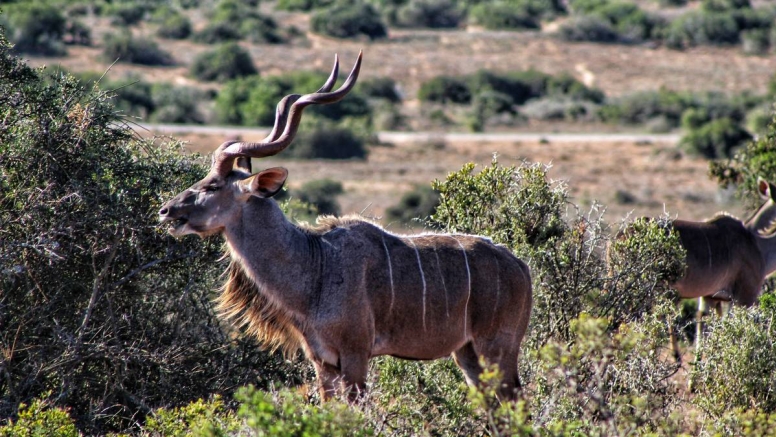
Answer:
243, 167, 288, 198
758, 177, 776, 201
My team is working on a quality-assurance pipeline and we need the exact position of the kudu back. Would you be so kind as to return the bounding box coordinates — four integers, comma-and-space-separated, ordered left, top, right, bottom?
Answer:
158, 53, 533, 400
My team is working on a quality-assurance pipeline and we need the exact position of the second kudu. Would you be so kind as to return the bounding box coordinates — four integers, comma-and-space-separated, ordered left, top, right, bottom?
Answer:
618, 179, 776, 361
158, 53, 533, 400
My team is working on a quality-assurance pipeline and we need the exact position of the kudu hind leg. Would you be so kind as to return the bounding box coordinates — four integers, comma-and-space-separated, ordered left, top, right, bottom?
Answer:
452, 342, 484, 388
454, 339, 520, 400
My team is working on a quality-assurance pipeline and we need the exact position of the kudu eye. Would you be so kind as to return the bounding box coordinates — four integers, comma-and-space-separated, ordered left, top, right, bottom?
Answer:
204, 185, 220, 193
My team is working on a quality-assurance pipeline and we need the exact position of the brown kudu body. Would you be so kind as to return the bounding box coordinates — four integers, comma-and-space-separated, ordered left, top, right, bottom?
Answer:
620, 180, 776, 362
672, 179, 776, 308
158, 53, 533, 400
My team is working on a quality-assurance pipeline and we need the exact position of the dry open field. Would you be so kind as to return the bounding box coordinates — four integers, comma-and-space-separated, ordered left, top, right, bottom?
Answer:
26, 14, 776, 228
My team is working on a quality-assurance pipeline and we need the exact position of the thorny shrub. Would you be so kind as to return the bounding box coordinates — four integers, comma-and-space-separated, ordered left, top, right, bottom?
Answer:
0, 30, 305, 434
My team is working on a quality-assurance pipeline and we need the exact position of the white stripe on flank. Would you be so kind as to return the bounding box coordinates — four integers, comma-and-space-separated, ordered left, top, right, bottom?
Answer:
409, 239, 427, 332
433, 248, 450, 319
381, 235, 396, 314
492, 256, 500, 329
454, 236, 472, 340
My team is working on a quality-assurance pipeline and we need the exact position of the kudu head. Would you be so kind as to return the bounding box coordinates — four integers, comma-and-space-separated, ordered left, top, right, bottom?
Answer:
745, 177, 776, 234
158, 53, 362, 237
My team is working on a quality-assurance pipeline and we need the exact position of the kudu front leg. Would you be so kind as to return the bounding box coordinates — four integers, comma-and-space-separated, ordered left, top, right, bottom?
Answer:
339, 354, 369, 402
313, 361, 340, 401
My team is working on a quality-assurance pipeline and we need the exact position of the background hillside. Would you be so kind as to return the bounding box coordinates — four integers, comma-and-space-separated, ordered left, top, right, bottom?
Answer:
7, 0, 776, 223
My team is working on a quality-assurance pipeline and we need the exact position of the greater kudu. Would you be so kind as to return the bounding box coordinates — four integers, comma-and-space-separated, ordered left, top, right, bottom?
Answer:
617, 179, 776, 362
158, 53, 533, 400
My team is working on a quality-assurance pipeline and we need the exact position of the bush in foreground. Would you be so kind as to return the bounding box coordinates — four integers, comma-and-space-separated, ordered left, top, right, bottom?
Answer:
0, 30, 302, 434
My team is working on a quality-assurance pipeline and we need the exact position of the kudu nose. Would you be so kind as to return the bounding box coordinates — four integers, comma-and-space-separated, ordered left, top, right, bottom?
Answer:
159, 206, 169, 216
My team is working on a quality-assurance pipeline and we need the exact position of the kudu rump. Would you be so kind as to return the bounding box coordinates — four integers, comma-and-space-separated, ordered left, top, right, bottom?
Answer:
158, 53, 533, 400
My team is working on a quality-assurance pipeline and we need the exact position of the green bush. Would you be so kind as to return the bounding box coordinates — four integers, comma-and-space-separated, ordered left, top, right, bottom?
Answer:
292, 179, 345, 216
507, 0, 567, 19
143, 396, 240, 436
105, 76, 156, 119
150, 83, 206, 124
546, 72, 605, 103
702, 0, 751, 12
567, 0, 610, 14
215, 72, 371, 126
599, 89, 693, 127
64, 19, 91, 46
709, 117, 776, 207
190, 42, 257, 82
558, 15, 620, 43
194, 14, 282, 44
236, 386, 372, 436
593, 2, 660, 42
359, 76, 401, 103
102, 31, 174, 66
393, 0, 462, 28
692, 305, 776, 420
680, 117, 752, 159
191, 0, 283, 44
277, 0, 334, 11
469, 2, 540, 31
385, 185, 440, 226
310, 2, 388, 40
657, 0, 687, 6
104, 2, 148, 26
665, 10, 742, 49
3, 3, 67, 55
155, 11, 192, 39
0, 30, 303, 434
418, 76, 472, 104
521, 96, 598, 121
533, 312, 682, 432
742, 28, 771, 55
288, 123, 369, 160
0, 395, 79, 437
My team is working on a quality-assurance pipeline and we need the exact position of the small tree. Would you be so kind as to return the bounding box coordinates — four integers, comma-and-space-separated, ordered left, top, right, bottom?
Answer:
103, 31, 174, 66
385, 185, 440, 226
680, 117, 752, 159
3, 3, 67, 55
190, 42, 257, 82
293, 179, 345, 216
310, 2, 388, 40
0, 30, 302, 434
418, 76, 472, 104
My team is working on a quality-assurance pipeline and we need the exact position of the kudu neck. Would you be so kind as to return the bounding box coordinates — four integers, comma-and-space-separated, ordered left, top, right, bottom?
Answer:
745, 201, 776, 234
753, 231, 776, 277
223, 198, 322, 316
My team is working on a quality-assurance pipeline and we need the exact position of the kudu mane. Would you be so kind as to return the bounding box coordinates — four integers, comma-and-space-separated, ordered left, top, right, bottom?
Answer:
217, 256, 304, 357
217, 214, 376, 357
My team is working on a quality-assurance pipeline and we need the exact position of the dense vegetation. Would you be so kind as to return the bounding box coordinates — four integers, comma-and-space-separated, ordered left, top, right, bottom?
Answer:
4, 3, 776, 435
0, 30, 307, 435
